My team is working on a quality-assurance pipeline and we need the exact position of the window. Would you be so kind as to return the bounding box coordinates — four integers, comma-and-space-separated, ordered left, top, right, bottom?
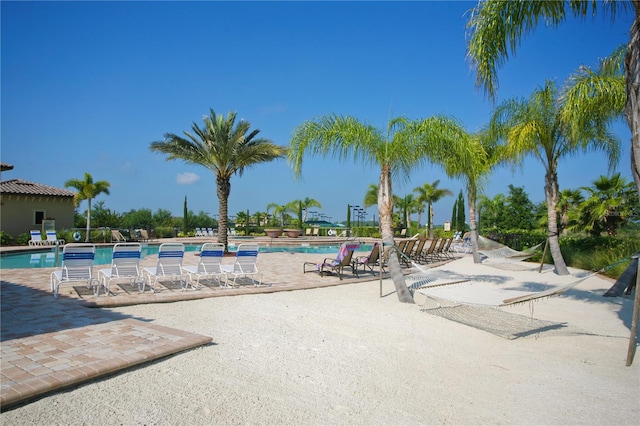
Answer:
34, 210, 45, 225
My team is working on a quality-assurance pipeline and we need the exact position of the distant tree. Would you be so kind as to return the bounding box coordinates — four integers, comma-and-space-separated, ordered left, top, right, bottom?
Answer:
153, 208, 174, 227
150, 109, 286, 251
414, 180, 453, 239
451, 198, 457, 229
299, 197, 322, 222
64, 172, 111, 242
478, 193, 506, 232
91, 201, 121, 228
504, 185, 535, 230
121, 208, 154, 230
266, 203, 288, 227
455, 191, 466, 232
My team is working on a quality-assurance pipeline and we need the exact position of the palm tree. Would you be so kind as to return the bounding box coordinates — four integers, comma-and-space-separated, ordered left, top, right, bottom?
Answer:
423, 116, 503, 263
299, 197, 322, 223
557, 189, 584, 235
578, 173, 637, 236
150, 109, 286, 251
288, 114, 463, 303
414, 180, 453, 239
487, 80, 620, 274
466, 0, 639, 208
363, 184, 378, 208
266, 202, 288, 227
64, 172, 111, 242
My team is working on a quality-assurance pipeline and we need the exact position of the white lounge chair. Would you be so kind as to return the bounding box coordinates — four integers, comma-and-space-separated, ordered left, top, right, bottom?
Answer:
222, 243, 263, 287
97, 243, 144, 295
28, 230, 45, 246
50, 243, 97, 298
183, 243, 226, 288
143, 243, 190, 291
45, 230, 65, 246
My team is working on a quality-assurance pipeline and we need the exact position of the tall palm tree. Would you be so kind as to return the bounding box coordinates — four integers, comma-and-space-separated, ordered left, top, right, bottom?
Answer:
466, 0, 639, 207
414, 180, 453, 239
487, 80, 620, 274
150, 109, 286, 251
288, 114, 463, 303
423, 115, 503, 263
64, 172, 111, 242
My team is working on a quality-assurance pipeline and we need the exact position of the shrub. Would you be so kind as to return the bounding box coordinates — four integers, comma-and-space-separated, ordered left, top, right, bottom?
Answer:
1, 231, 15, 245
16, 233, 31, 246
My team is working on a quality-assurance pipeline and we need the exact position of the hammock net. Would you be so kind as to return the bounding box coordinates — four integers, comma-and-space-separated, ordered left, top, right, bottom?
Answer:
405, 260, 595, 339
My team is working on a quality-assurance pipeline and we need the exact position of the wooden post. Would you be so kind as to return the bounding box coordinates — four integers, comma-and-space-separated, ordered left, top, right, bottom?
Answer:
626, 254, 640, 366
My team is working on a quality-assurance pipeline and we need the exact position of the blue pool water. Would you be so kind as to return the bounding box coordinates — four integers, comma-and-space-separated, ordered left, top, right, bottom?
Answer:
0, 243, 371, 269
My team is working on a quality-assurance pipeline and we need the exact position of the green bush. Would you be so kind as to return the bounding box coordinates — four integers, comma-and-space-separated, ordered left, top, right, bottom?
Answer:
16, 233, 31, 245
154, 227, 175, 238
1, 231, 15, 245
559, 236, 640, 278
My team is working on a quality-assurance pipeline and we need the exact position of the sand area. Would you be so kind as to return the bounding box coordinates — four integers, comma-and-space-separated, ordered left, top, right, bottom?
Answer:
1, 251, 639, 425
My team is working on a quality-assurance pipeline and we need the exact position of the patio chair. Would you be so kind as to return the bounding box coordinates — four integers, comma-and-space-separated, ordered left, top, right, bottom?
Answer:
28, 230, 45, 246
353, 242, 383, 274
143, 243, 190, 291
222, 243, 263, 287
50, 243, 97, 298
110, 229, 127, 242
183, 243, 226, 288
415, 238, 439, 263
303, 242, 360, 280
97, 243, 144, 295
410, 238, 427, 261
44, 230, 65, 245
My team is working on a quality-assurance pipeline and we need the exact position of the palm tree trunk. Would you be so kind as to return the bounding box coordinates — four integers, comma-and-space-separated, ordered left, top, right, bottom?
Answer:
545, 171, 569, 275
85, 198, 92, 242
625, 4, 640, 200
379, 165, 413, 303
217, 176, 230, 252
428, 203, 434, 239
467, 189, 482, 264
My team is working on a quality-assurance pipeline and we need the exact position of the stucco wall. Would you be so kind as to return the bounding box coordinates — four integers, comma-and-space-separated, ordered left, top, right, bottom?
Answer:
0, 195, 75, 237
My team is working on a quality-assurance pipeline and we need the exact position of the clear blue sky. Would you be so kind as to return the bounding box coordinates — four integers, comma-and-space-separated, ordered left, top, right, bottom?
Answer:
1, 1, 634, 227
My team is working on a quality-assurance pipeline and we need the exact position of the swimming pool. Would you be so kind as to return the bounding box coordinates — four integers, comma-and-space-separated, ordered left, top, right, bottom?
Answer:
0, 243, 372, 269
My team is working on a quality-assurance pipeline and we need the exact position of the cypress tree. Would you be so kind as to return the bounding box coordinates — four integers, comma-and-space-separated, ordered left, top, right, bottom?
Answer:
456, 191, 465, 232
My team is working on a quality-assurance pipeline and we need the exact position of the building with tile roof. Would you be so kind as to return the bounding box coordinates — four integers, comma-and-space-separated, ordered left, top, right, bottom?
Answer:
0, 164, 76, 238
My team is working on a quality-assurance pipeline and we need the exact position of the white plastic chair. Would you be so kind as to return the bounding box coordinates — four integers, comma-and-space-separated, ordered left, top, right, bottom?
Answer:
222, 243, 263, 287
183, 243, 226, 288
143, 243, 190, 291
50, 243, 97, 298
45, 230, 65, 246
97, 243, 144, 295
28, 230, 45, 246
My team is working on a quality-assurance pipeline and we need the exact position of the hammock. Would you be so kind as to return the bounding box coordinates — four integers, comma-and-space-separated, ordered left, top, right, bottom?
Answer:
477, 235, 543, 261
407, 260, 596, 307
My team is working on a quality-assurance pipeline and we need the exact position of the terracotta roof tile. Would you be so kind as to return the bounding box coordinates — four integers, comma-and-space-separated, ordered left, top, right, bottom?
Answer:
0, 179, 75, 197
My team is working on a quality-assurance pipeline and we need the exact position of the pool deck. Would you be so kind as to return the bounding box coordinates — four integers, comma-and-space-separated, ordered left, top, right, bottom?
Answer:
1, 237, 451, 409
